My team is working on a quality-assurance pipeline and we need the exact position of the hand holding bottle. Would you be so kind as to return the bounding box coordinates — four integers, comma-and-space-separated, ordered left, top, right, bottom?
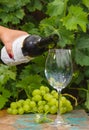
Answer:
0, 26, 59, 66
0, 26, 28, 58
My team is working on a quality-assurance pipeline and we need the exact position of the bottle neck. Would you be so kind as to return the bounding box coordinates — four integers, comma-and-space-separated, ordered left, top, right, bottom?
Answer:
36, 34, 59, 48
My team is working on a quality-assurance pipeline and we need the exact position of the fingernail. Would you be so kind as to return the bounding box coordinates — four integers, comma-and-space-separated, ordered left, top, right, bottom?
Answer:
8, 53, 13, 58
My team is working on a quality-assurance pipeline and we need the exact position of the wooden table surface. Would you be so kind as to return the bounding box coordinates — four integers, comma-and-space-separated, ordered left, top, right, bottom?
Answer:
0, 109, 89, 130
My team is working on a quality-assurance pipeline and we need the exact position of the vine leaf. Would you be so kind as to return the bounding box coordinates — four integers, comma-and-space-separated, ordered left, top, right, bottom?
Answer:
47, 0, 66, 16
74, 36, 89, 66
27, 0, 42, 12
82, 0, 89, 9
62, 5, 88, 32
0, 86, 11, 109
0, 95, 8, 109
85, 84, 89, 109
75, 49, 89, 66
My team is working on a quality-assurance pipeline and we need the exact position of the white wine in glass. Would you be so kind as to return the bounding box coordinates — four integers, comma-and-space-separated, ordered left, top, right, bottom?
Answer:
45, 49, 73, 126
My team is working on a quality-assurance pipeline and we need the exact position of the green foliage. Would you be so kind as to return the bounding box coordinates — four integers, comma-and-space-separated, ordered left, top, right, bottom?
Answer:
26, 0, 42, 12
16, 55, 46, 98
74, 35, 89, 66
85, 81, 89, 110
0, 0, 30, 25
0, 0, 89, 111
62, 5, 88, 32
0, 64, 16, 109
0, 64, 16, 85
47, 0, 68, 16
39, 17, 74, 47
82, 0, 89, 9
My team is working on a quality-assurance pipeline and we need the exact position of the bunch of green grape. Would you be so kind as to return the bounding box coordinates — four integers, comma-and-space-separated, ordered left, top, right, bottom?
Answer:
7, 86, 73, 115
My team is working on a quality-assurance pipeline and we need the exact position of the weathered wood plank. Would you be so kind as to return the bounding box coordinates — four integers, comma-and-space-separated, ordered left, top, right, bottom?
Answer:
0, 110, 89, 130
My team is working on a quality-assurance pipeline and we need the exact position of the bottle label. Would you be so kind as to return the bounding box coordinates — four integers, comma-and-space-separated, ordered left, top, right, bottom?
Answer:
1, 35, 33, 66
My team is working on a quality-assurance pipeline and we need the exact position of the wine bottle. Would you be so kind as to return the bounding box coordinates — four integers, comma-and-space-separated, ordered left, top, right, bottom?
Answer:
1, 34, 59, 66
22, 34, 59, 57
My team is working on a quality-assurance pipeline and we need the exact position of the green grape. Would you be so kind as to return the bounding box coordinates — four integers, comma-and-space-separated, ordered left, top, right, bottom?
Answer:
40, 90, 46, 96
10, 102, 17, 109
44, 104, 49, 113
12, 109, 18, 115
66, 101, 73, 112
60, 107, 67, 114
32, 106, 37, 112
40, 86, 50, 93
53, 92, 58, 99
67, 105, 73, 112
18, 99, 25, 104
60, 96, 67, 103
51, 90, 57, 95
32, 89, 41, 96
48, 98, 57, 106
16, 101, 22, 108
23, 104, 30, 112
23, 100, 30, 109
30, 101, 36, 108
40, 86, 47, 91
38, 100, 46, 106
38, 106, 44, 113
23, 100, 30, 105
32, 95, 42, 102
44, 87, 50, 93
44, 93, 53, 101
7, 108, 12, 114
17, 100, 25, 107
25, 99, 31, 103
55, 101, 58, 107
59, 96, 73, 114
18, 107, 24, 115
42, 101, 46, 105
60, 96, 68, 107
38, 101, 43, 106
50, 105, 57, 114
66, 100, 71, 107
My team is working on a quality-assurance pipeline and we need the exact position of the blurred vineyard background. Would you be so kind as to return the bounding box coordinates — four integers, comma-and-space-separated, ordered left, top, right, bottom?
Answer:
0, 0, 89, 113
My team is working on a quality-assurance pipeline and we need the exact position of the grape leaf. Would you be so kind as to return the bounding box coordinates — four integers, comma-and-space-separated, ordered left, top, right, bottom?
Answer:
40, 17, 57, 36
74, 35, 89, 66
0, 95, 8, 109
0, 0, 30, 8
15, 9, 25, 19
85, 84, 89, 110
40, 17, 74, 47
27, 0, 42, 12
0, 86, 11, 98
58, 25, 74, 47
17, 74, 43, 89
16, 74, 43, 97
62, 5, 88, 32
75, 49, 89, 66
82, 0, 89, 9
76, 35, 89, 49
47, 0, 67, 16
0, 86, 11, 110
0, 65, 16, 85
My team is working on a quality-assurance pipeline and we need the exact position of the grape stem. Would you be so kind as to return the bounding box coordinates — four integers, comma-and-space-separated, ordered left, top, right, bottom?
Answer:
62, 93, 78, 106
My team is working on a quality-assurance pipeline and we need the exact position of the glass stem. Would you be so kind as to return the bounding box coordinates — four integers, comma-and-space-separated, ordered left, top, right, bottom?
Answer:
55, 89, 64, 123
57, 90, 61, 117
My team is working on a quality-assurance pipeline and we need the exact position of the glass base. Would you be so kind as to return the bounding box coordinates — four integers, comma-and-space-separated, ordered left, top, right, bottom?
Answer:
50, 115, 71, 127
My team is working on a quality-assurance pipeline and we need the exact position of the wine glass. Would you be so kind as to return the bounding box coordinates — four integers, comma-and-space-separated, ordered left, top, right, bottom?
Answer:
45, 49, 73, 126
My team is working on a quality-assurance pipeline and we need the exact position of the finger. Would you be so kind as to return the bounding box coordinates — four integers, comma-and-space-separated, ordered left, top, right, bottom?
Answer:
8, 53, 13, 58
